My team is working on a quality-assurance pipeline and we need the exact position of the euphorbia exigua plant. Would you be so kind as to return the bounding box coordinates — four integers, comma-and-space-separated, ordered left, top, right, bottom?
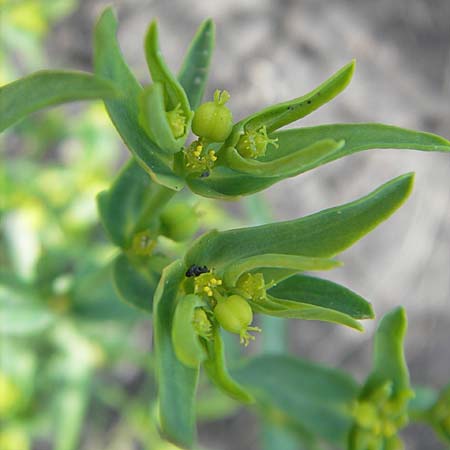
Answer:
1, 6, 449, 449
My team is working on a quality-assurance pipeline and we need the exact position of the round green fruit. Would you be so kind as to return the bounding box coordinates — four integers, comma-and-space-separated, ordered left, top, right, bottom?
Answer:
191, 90, 233, 142
214, 295, 253, 335
160, 203, 198, 242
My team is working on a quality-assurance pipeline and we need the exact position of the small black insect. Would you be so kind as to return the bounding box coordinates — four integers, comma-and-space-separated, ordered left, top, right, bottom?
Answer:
185, 264, 210, 277
200, 170, 210, 178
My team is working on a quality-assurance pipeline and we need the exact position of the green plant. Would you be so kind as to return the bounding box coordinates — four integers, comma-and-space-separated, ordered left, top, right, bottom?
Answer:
1, 6, 449, 450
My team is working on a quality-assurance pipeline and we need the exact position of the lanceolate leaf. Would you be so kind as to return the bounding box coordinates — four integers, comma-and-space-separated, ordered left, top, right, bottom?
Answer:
93, 7, 183, 190
178, 19, 215, 110
186, 173, 414, 269
232, 355, 359, 445
0, 70, 118, 132
228, 60, 355, 138
268, 274, 374, 320
267, 123, 450, 163
153, 260, 198, 449
250, 296, 364, 331
112, 252, 168, 313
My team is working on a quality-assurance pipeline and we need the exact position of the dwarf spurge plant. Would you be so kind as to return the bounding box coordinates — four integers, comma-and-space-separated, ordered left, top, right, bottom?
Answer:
1, 6, 449, 450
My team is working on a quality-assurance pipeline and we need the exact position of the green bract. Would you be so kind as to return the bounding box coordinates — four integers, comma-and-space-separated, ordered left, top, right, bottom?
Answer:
139, 21, 193, 153
171, 294, 209, 367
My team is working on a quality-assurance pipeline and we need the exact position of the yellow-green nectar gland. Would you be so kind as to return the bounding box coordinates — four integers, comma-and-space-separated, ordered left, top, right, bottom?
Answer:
352, 391, 411, 443
193, 271, 223, 299
213, 295, 261, 346
236, 125, 278, 159
166, 103, 186, 138
236, 272, 272, 302
192, 308, 212, 339
184, 140, 218, 174
131, 230, 156, 256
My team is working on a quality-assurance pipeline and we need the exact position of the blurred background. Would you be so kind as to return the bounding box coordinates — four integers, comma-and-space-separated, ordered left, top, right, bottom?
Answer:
1, 0, 449, 449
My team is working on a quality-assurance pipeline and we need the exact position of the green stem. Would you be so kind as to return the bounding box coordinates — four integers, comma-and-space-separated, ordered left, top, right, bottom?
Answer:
133, 177, 176, 233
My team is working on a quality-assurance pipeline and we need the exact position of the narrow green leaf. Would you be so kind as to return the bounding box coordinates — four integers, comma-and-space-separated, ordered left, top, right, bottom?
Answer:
362, 306, 410, 397
153, 260, 198, 449
186, 174, 414, 269
268, 123, 450, 163
232, 354, 359, 445
223, 254, 340, 287
229, 60, 355, 137
178, 19, 215, 110
112, 252, 168, 313
223, 139, 345, 177
204, 328, 254, 404
93, 7, 183, 190
0, 70, 118, 132
249, 295, 364, 331
268, 274, 374, 320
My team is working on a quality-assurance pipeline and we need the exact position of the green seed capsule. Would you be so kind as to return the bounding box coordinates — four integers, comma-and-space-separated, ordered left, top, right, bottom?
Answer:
214, 295, 260, 346
192, 90, 233, 142
160, 203, 198, 242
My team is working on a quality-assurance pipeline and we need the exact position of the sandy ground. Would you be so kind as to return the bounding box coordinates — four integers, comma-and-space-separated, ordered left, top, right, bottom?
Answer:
47, 0, 450, 448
